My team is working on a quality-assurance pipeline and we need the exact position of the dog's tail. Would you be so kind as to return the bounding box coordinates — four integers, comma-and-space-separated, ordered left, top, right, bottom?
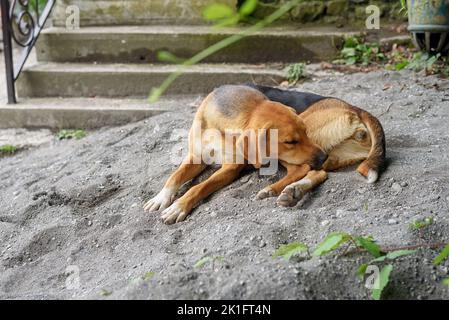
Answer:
356, 108, 386, 183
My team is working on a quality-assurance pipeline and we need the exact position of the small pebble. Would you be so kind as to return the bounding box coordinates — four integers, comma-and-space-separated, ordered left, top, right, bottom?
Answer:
391, 183, 402, 193
388, 219, 398, 225
321, 220, 330, 227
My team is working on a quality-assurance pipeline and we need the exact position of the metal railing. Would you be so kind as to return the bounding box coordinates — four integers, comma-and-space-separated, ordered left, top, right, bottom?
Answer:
1, 0, 55, 103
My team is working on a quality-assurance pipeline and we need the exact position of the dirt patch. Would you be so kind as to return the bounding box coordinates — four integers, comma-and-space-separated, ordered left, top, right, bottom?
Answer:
0, 70, 449, 299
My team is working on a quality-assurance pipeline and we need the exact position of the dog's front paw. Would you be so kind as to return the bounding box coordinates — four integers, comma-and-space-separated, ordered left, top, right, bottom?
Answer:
256, 187, 277, 200
143, 188, 175, 212
160, 202, 189, 224
277, 184, 303, 207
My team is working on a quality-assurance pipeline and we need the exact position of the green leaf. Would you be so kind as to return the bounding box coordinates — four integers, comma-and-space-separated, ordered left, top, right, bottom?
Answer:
399, 0, 407, 13
345, 57, 357, 65
194, 256, 213, 269
344, 36, 359, 48
409, 216, 434, 230
312, 232, 351, 257
370, 249, 416, 263
433, 243, 449, 265
239, 0, 258, 16
142, 271, 155, 280
100, 289, 112, 297
377, 53, 386, 61
157, 51, 185, 64
373, 249, 416, 262
273, 242, 308, 261
371, 256, 386, 263
443, 278, 449, 286
386, 249, 416, 260
212, 15, 240, 28
355, 236, 382, 258
286, 62, 306, 84
0, 144, 18, 154
372, 264, 393, 300
56, 129, 86, 140
394, 61, 409, 71
202, 3, 235, 21
357, 263, 368, 280
341, 47, 356, 58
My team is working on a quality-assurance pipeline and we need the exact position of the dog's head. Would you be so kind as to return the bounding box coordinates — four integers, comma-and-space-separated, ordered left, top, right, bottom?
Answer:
239, 101, 327, 169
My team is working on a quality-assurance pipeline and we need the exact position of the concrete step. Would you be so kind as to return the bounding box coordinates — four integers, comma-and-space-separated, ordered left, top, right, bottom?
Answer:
0, 96, 189, 129
52, 0, 236, 27
37, 26, 354, 64
16, 63, 285, 98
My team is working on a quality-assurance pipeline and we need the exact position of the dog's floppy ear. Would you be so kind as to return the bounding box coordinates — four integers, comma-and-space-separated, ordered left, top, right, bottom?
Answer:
236, 124, 272, 168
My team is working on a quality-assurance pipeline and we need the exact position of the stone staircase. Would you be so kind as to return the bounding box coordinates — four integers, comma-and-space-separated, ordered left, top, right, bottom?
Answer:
7, 0, 356, 128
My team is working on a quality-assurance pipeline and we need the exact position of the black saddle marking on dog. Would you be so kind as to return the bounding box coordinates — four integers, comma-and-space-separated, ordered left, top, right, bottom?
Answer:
245, 83, 328, 114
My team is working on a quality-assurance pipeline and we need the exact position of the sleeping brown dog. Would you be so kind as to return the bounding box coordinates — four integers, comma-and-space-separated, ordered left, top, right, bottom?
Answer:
143, 85, 385, 224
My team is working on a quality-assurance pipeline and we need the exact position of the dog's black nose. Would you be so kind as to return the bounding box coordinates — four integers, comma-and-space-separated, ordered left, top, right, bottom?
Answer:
312, 151, 328, 169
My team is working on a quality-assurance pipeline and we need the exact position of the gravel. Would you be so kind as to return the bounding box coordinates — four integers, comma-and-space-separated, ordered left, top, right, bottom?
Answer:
0, 69, 449, 299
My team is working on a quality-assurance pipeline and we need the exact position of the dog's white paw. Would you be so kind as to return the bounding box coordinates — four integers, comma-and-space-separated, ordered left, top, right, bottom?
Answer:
366, 169, 378, 184
256, 187, 277, 200
143, 188, 175, 212
277, 183, 305, 207
160, 202, 188, 224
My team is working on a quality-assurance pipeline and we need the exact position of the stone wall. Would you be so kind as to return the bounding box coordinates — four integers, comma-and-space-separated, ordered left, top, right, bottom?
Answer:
52, 0, 238, 26
253, 0, 407, 26
51, 0, 405, 27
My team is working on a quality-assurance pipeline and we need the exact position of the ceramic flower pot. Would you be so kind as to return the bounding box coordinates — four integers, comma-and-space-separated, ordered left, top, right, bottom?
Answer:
407, 0, 449, 54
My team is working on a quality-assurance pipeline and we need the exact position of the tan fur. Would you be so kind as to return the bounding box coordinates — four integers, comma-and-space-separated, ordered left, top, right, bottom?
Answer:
299, 98, 384, 175
144, 86, 326, 224
144, 87, 385, 223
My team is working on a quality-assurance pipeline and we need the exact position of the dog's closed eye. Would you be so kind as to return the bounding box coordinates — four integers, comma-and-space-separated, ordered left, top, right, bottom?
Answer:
284, 140, 299, 145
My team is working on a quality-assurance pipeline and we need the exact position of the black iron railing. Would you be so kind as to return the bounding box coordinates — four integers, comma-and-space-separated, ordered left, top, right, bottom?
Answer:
1, 0, 55, 103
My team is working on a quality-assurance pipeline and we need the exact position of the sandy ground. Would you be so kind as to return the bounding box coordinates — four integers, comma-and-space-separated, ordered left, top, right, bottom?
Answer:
1, 69, 449, 300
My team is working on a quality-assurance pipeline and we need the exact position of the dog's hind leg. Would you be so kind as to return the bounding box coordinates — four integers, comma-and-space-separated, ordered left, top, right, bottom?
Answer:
256, 162, 311, 199
161, 164, 244, 224
277, 170, 328, 207
143, 154, 207, 212
322, 136, 371, 182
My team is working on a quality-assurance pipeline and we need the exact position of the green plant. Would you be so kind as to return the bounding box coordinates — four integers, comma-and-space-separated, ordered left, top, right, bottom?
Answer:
408, 52, 449, 77
100, 289, 112, 296
56, 129, 86, 140
312, 232, 352, 256
409, 216, 434, 231
384, 46, 449, 76
273, 242, 308, 260
142, 271, 155, 280
278, 232, 420, 300
314, 233, 418, 300
371, 264, 393, 300
385, 48, 412, 71
203, 0, 259, 27
399, 0, 407, 14
0, 144, 18, 154
194, 256, 224, 269
149, 0, 303, 102
433, 243, 449, 265
286, 63, 306, 85
337, 37, 385, 66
